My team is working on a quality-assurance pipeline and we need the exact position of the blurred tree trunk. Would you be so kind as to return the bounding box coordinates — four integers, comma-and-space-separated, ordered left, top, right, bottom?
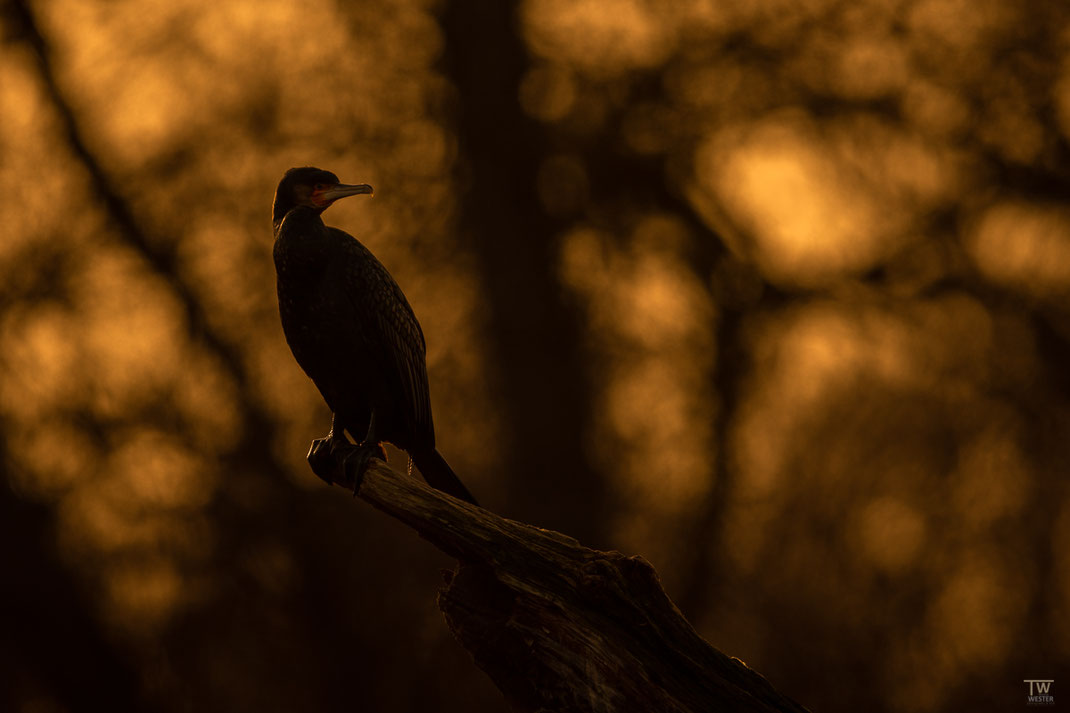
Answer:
439, 0, 609, 546
0, 453, 144, 713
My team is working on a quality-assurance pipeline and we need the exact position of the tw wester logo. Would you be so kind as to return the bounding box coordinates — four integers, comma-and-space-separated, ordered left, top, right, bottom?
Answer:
1024, 680, 1054, 706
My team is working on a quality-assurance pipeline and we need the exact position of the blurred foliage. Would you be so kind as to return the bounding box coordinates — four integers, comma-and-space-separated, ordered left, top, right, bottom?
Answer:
2, 0, 1069, 711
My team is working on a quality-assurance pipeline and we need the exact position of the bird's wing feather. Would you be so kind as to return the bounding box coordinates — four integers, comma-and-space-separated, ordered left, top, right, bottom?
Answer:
331, 228, 433, 445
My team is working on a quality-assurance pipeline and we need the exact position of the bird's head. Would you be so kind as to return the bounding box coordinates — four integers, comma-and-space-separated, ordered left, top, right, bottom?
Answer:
272, 166, 373, 227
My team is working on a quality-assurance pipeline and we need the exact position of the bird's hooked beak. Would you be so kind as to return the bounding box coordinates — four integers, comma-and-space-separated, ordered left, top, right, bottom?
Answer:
312, 182, 374, 206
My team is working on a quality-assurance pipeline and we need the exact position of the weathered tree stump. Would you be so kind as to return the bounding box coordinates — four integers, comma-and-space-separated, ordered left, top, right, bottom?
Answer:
311, 446, 809, 713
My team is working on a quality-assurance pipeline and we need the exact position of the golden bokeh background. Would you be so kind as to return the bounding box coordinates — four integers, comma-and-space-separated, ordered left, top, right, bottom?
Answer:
2, 0, 1068, 711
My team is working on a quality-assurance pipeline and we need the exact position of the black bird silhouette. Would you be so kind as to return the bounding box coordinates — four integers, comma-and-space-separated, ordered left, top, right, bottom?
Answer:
272, 166, 477, 505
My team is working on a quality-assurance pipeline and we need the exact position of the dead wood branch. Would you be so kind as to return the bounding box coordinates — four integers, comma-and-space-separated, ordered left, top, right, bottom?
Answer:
314, 447, 809, 713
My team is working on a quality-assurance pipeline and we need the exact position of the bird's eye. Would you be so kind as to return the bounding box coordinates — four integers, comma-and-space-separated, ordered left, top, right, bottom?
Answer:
314, 183, 326, 191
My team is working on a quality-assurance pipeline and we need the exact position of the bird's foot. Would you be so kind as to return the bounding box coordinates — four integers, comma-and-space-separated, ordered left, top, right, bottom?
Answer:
307, 434, 344, 484
343, 441, 388, 496
306, 434, 386, 494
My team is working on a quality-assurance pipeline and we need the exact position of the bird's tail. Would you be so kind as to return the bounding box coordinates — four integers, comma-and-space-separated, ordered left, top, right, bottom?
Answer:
411, 448, 479, 506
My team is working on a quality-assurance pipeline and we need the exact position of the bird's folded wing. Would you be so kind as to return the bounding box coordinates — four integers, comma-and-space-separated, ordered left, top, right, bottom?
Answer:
335, 230, 434, 445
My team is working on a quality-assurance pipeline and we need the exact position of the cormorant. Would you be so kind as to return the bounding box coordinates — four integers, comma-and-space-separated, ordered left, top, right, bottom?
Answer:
272, 166, 478, 505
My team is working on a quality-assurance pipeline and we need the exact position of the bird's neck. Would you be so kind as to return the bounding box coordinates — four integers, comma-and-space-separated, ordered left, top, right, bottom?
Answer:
274, 205, 323, 238
273, 207, 335, 277
272, 203, 324, 237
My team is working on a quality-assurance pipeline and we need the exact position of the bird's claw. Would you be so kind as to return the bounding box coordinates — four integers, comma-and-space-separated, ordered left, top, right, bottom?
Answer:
307, 436, 338, 484
306, 434, 386, 493
344, 442, 387, 496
